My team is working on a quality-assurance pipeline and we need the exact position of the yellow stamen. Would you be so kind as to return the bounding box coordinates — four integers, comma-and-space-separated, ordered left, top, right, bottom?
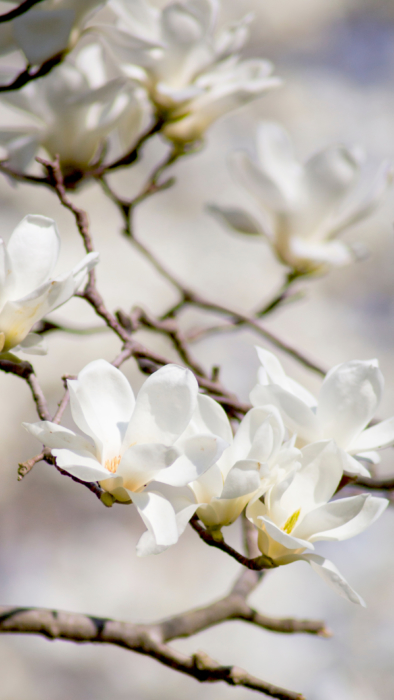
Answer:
105, 455, 121, 474
283, 508, 301, 534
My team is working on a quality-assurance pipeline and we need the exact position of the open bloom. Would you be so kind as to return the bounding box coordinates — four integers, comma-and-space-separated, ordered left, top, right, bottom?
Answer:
247, 440, 388, 604
147, 397, 301, 552
251, 349, 394, 474
24, 360, 226, 553
0, 214, 98, 355
0, 0, 104, 66
100, 0, 280, 143
210, 121, 392, 274
0, 47, 147, 175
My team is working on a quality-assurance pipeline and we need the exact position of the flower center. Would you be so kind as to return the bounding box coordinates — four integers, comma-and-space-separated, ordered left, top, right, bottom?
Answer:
282, 508, 301, 534
105, 455, 121, 474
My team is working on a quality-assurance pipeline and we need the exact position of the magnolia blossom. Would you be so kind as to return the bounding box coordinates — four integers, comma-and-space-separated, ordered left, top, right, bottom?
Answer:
100, 0, 280, 142
0, 214, 98, 355
247, 440, 388, 604
251, 348, 394, 474
0, 0, 104, 66
0, 47, 147, 174
145, 397, 301, 554
24, 360, 226, 553
210, 121, 392, 274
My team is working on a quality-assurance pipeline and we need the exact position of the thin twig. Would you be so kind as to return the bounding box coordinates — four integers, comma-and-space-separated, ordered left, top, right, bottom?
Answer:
0, 0, 44, 22
0, 53, 63, 93
189, 516, 277, 571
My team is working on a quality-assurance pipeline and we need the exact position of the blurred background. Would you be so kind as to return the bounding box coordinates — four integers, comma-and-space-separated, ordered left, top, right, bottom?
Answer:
0, 0, 394, 698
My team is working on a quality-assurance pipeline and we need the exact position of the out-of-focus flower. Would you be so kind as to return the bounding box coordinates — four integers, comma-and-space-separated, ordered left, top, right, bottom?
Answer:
247, 440, 388, 605
210, 121, 392, 274
24, 360, 227, 553
0, 0, 104, 66
100, 0, 280, 143
0, 46, 148, 175
251, 348, 394, 475
0, 214, 98, 355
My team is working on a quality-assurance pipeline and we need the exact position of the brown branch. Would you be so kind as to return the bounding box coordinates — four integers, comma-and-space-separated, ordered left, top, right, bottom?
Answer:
0, 0, 45, 22
189, 515, 277, 571
354, 475, 394, 491
0, 604, 310, 699
0, 52, 63, 93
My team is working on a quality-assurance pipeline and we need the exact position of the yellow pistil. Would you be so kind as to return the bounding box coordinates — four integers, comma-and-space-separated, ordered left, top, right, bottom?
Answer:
105, 455, 121, 474
283, 508, 301, 534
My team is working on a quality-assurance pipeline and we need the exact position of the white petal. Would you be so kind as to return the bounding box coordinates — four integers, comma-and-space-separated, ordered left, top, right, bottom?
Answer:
230, 150, 288, 212
23, 420, 95, 453
131, 490, 179, 551
52, 447, 110, 481
187, 393, 233, 444
68, 359, 135, 462
307, 495, 387, 542
317, 360, 384, 449
155, 434, 226, 487
220, 460, 260, 499
348, 417, 394, 454
250, 383, 320, 445
257, 515, 314, 551
17, 332, 48, 355
13, 10, 75, 64
136, 489, 197, 555
118, 443, 178, 492
7, 215, 60, 299
256, 121, 304, 205
299, 553, 365, 606
125, 364, 198, 445
207, 204, 262, 236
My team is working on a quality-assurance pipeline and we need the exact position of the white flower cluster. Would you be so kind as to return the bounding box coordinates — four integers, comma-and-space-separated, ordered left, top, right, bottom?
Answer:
0, 0, 280, 172
25, 348, 393, 605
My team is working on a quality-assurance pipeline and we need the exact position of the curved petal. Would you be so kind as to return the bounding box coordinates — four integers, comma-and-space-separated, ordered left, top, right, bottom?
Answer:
13, 9, 75, 64
220, 460, 260, 499
187, 393, 233, 443
118, 442, 178, 492
131, 490, 179, 551
23, 420, 95, 453
155, 434, 226, 487
257, 515, 314, 551
68, 360, 135, 462
207, 204, 263, 236
17, 332, 48, 355
136, 486, 197, 555
317, 360, 384, 448
46, 252, 99, 311
229, 150, 288, 212
125, 364, 198, 445
305, 495, 387, 543
6, 215, 60, 299
52, 447, 110, 481
256, 121, 304, 205
250, 383, 320, 445
348, 417, 394, 454
298, 553, 365, 606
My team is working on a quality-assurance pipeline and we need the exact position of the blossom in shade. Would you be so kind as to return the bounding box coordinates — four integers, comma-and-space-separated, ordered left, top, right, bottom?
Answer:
209, 121, 392, 274
247, 440, 388, 605
0, 46, 147, 175
0, 0, 104, 66
0, 214, 98, 355
24, 360, 227, 554
100, 0, 280, 142
251, 348, 394, 475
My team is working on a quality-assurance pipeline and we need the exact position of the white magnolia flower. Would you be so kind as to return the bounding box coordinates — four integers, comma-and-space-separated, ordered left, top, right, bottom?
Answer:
251, 349, 394, 475
24, 360, 227, 553
0, 0, 104, 66
147, 397, 300, 552
210, 121, 392, 274
247, 440, 388, 605
0, 214, 98, 355
0, 47, 147, 175
100, 0, 280, 142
